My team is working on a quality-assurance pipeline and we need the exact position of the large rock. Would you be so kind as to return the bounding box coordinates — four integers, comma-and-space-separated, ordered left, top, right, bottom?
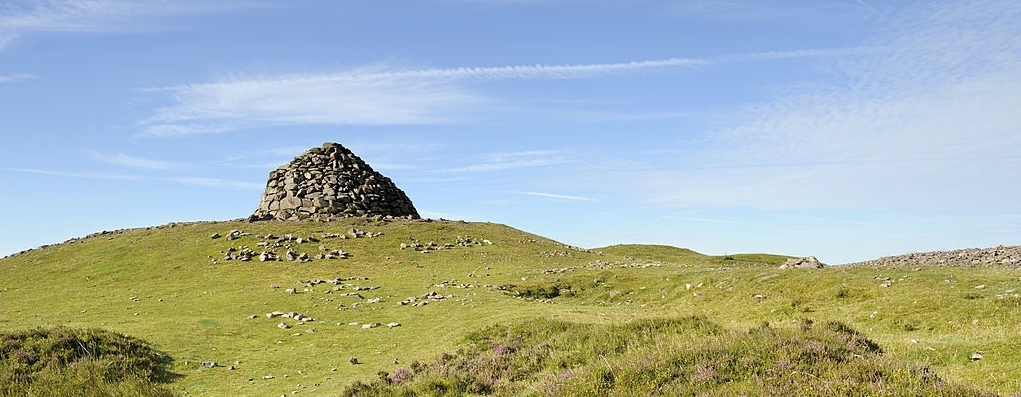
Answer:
779, 256, 825, 270
249, 143, 419, 221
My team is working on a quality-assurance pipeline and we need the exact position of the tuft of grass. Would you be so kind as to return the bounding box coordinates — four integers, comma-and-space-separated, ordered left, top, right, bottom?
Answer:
0, 326, 175, 397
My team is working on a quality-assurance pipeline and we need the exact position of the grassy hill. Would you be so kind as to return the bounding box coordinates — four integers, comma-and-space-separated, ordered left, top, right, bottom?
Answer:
1, 218, 1019, 396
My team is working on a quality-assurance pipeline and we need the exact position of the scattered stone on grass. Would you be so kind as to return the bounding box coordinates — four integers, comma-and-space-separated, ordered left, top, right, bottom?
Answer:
843, 245, 1021, 267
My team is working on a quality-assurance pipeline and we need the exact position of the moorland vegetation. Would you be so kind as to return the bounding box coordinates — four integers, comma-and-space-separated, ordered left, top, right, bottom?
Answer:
1, 219, 1018, 396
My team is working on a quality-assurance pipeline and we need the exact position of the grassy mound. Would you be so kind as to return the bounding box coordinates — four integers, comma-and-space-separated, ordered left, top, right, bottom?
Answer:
593, 244, 791, 267
344, 317, 991, 396
0, 326, 175, 397
1, 219, 1019, 395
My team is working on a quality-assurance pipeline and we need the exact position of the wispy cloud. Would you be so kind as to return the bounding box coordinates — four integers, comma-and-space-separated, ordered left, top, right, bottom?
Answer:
635, 1, 1021, 214
667, 0, 879, 22
165, 177, 263, 190
0, 0, 267, 51
519, 191, 598, 202
85, 150, 187, 170
140, 48, 861, 136
444, 150, 565, 172
447, 0, 577, 4
139, 66, 484, 137
2, 167, 260, 190
0, 73, 36, 83
662, 215, 742, 224
1, 167, 139, 180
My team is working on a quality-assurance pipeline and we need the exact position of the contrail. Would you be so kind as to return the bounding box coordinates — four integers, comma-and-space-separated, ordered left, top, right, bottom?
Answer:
854, 0, 879, 14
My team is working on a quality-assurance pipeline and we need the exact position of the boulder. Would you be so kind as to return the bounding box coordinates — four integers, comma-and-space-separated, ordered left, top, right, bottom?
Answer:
781, 256, 825, 269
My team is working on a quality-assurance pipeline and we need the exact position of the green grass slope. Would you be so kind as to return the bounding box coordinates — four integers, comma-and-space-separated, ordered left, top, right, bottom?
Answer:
1, 219, 1019, 396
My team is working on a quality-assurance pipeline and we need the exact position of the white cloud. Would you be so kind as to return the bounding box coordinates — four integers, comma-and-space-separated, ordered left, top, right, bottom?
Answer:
165, 177, 263, 190
636, 1, 1021, 214
519, 191, 599, 202
1, 166, 261, 191
0, 73, 36, 83
139, 67, 485, 137
443, 150, 565, 172
661, 215, 742, 224
446, 0, 577, 4
141, 48, 856, 136
1, 167, 139, 180
85, 150, 187, 170
0, 0, 267, 51
667, 0, 878, 22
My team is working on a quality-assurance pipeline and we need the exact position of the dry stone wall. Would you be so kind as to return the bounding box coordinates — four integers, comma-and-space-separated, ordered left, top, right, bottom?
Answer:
843, 245, 1021, 268
250, 142, 419, 221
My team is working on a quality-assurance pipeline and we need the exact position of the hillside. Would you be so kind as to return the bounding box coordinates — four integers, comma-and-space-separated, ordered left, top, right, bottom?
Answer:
2, 219, 1020, 396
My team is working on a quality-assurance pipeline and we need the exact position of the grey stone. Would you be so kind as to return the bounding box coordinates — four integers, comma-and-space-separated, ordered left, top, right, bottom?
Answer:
781, 256, 825, 269
280, 196, 303, 210
841, 245, 1021, 268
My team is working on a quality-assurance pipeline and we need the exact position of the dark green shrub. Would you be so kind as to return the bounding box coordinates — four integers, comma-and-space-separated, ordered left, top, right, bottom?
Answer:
0, 327, 175, 397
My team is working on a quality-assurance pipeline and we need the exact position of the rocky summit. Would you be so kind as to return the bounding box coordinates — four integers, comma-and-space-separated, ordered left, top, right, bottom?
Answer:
249, 142, 419, 221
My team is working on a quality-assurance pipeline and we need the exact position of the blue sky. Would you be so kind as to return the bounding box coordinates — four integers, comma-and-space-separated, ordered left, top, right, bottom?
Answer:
1, 0, 1019, 263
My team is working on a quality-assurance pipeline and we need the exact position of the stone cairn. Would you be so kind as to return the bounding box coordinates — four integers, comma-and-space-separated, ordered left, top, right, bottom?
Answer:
249, 142, 420, 221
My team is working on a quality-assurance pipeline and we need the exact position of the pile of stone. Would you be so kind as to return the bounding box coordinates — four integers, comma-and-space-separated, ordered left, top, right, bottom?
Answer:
221, 246, 344, 263
538, 261, 664, 275
223, 246, 256, 261
346, 228, 381, 238
300, 277, 370, 288
778, 256, 825, 270
433, 280, 478, 289
843, 245, 1021, 268
263, 233, 319, 245
314, 249, 347, 260
210, 229, 250, 241
265, 311, 315, 322
398, 291, 447, 307
400, 236, 492, 253
250, 142, 419, 221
